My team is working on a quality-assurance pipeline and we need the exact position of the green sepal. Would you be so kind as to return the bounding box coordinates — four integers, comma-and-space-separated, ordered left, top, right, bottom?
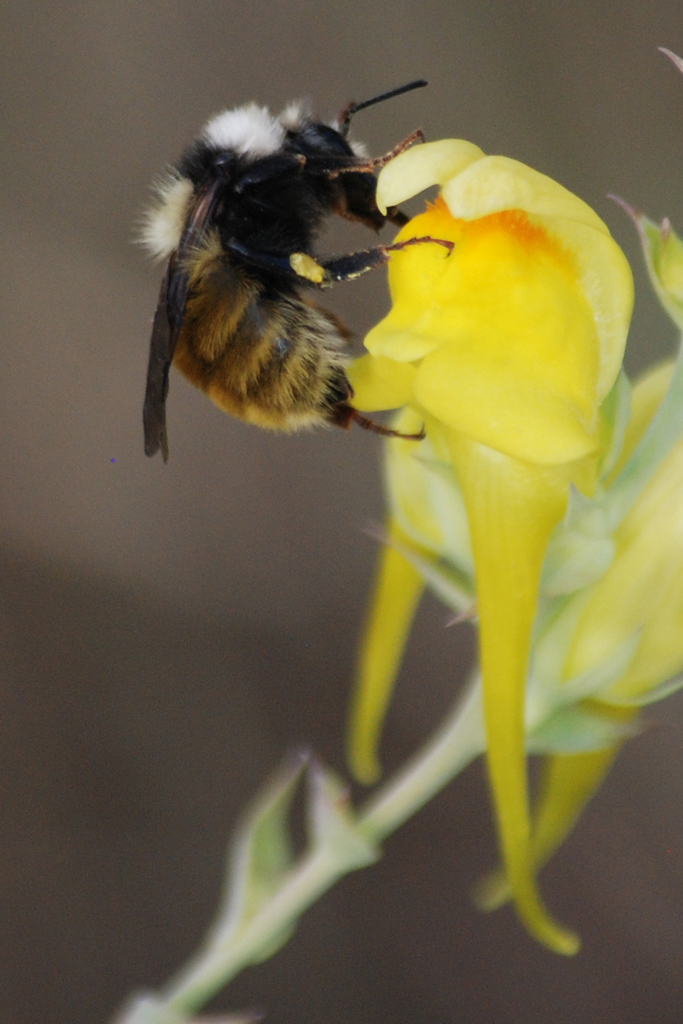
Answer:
602, 336, 683, 530
596, 369, 632, 480
601, 672, 683, 707
382, 528, 475, 614
541, 486, 615, 596
623, 203, 683, 330
528, 704, 639, 754
528, 626, 643, 724
386, 439, 474, 579
528, 599, 641, 730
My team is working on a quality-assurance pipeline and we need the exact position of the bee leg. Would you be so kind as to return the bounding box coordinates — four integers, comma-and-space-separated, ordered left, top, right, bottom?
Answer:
364, 127, 425, 169
331, 402, 426, 441
226, 240, 302, 276
226, 240, 330, 285
320, 234, 453, 283
324, 129, 425, 179
226, 236, 453, 288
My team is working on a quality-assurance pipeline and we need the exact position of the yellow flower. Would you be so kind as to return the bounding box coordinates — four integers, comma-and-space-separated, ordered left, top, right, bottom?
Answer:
347, 141, 633, 954
351, 142, 631, 464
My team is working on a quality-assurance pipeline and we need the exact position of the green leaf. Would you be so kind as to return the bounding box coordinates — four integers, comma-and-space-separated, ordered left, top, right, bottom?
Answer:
203, 755, 378, 968
212, 752, 306, 949
307, 760, 379, 871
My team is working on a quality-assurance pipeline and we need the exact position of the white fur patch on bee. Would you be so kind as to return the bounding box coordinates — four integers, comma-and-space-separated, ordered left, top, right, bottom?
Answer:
140, 173, 194, 260
348, 137, 369, 159
279, 99, 311, 131
203, 103, 285, 156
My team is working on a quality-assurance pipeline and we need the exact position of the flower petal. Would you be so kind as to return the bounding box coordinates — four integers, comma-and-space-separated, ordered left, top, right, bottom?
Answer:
442, 155, 609, 234
544, 217, 634, 403
416, 338, 598, 465
386, 207, 604, 464
448, 433, 580, 955
347, 521, 426, 784
376, 139, 485, 214
347, 354, 416, 411
475, 745, 624, 911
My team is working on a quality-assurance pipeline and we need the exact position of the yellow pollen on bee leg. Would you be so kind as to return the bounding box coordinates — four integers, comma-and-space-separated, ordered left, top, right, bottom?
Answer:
290, 252, 327, 283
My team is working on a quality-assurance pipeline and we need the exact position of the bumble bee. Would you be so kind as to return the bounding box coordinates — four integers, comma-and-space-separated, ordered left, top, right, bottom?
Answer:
141, 80, 450, 461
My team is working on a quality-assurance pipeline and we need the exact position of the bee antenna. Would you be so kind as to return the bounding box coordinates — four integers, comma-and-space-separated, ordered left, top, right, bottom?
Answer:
339, 79, 428, 136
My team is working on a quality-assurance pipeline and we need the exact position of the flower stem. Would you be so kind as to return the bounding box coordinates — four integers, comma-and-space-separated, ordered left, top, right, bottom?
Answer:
162, 849, 346, 1017
122, 682, 487, 1023
358, 675, 484, 841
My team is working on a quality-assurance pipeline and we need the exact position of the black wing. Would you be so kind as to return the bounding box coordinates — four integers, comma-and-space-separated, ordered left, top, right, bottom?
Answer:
143, 259, 174, 461
143, 178, 225, 460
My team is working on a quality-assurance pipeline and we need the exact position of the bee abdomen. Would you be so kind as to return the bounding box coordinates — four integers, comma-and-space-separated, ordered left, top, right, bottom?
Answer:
235, 298, 352, 429
174, 263, 352, 431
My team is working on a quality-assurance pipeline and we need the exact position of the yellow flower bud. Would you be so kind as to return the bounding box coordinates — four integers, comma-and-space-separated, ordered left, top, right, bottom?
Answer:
566, 362, 683, 704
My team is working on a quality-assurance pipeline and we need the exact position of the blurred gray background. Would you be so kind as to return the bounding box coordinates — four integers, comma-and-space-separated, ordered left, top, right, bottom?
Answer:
2, 2, 683, 1022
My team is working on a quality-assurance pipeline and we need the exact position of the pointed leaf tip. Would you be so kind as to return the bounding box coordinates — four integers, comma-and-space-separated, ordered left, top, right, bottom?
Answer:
111, 994, 187, 1024
659, 47, 683, 75
308, 760, 379, 869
